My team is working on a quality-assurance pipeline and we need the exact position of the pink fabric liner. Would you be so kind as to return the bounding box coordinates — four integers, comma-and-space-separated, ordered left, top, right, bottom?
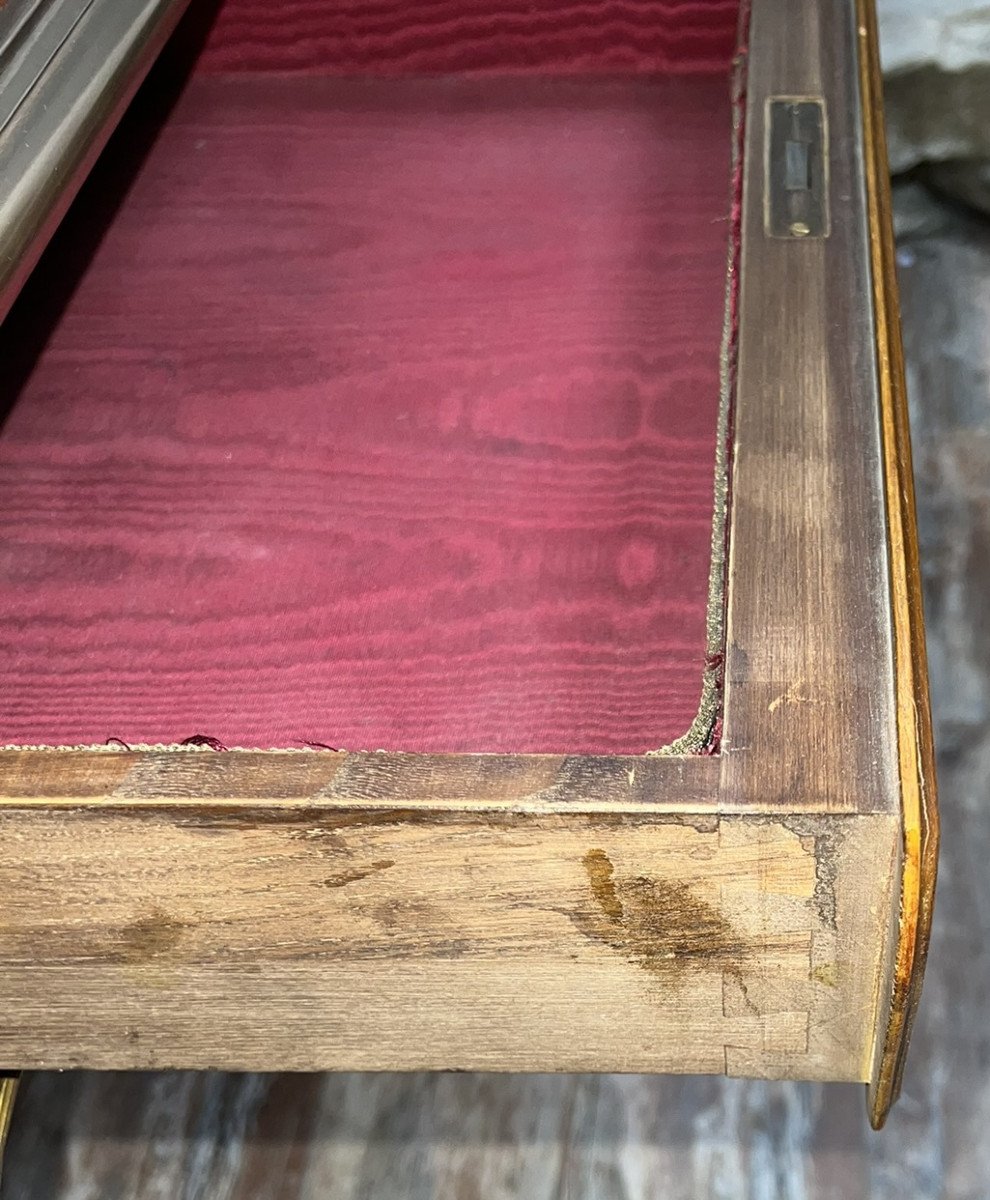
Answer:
197, 0, 740, 76
0, 8, 738, 753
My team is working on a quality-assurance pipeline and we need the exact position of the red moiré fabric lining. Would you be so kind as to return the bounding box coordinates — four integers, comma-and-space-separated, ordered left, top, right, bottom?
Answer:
198, 0, 740, 75
0, 5, 738, 754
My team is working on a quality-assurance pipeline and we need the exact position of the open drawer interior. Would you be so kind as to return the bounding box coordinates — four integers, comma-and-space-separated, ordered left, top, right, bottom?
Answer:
0, 0, 742, 755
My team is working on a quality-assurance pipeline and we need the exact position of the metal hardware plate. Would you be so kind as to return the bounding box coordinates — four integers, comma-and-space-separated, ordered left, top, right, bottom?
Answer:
765, 98, 829, 239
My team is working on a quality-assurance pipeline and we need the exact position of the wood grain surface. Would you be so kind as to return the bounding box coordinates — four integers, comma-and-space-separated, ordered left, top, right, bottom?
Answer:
0, 70, 734, 754
719, 0, 899, 816
0, 802, 893, 1079
197, 0, 740, 76
0, 178, 973, 1200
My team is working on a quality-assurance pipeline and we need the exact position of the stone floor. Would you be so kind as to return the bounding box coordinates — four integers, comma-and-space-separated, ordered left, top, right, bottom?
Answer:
1, 183, 986, 1200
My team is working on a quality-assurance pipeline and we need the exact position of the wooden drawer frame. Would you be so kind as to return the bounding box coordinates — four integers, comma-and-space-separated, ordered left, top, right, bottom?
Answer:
0, 0, 937, 1129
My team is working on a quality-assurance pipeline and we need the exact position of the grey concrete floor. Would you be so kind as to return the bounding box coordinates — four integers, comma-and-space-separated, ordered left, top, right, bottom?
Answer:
0, 183, 986, 1199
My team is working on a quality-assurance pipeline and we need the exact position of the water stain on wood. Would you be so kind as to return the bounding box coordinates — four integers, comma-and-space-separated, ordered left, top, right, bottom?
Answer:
575, 848, 751, 980
117, 909, 190, 964
583, 847, 625, 921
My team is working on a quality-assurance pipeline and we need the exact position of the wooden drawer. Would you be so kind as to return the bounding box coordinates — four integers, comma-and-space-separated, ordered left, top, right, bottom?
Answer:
0, 0, 936, 1129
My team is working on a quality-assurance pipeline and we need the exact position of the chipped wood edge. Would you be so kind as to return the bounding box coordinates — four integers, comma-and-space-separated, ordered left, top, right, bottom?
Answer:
856, 0, 940, 1131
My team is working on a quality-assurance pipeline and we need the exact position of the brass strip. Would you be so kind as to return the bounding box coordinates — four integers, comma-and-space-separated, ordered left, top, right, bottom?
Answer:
0, 1074, 19, 1181
855, 0, 940, 1130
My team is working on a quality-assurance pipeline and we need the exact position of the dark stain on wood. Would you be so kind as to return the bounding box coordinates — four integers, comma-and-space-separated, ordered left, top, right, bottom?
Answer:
322, 860, 395, 888
574, 848, 751, 979
583, 848, 625, 921
117, 909, 190, 964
